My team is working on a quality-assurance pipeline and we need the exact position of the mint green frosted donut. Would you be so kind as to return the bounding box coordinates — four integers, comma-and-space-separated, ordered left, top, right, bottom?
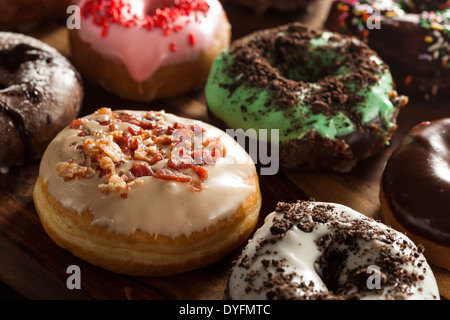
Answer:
205, 23, 408, 172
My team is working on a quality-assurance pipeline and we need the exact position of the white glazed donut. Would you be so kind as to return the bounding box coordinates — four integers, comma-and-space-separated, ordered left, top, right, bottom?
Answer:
33, 108, 261, 276
227, 200, 440, 300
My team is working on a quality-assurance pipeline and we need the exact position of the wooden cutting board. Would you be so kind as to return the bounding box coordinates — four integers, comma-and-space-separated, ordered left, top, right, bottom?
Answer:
0, 2, 449, 300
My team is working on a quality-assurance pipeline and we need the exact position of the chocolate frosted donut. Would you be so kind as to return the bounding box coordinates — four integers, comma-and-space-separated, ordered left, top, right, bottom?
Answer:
227, 200, 440, 300
0, 32, 83, 170
205, 23, 408, 172
380, 118, 450, 270
326, 0, 450, 100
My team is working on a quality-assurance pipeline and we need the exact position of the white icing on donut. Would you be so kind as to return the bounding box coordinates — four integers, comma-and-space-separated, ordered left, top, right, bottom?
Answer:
39, 109, 257, 237
227, 201, 440, 300
77, 0, 225, 82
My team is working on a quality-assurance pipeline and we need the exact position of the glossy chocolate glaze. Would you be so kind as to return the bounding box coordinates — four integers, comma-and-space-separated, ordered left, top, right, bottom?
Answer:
382, 118, 450, 246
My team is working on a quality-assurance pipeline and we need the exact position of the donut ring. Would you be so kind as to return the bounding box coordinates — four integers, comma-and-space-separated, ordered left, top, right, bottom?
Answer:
227, 200, 440, 300
326, 0, 450, 99
205, 22, 408, 172
0, 32, 83, 170
33, 108, 261, 276
70, 0, 231, 102
380, 118, 450, 271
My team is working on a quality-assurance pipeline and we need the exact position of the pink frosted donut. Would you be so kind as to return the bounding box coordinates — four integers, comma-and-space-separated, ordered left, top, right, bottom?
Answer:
69, 0, 231, 101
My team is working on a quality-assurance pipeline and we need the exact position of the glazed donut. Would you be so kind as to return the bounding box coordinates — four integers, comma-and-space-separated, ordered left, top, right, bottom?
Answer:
326, 0, 450, 100
205, 23, 408, 172
33, 108, 261, 276
69, 0, 231, 102
0, 32, 83, 171
0, 0, 73, 31
227, 200, 440, 300
380, 118, 450, 271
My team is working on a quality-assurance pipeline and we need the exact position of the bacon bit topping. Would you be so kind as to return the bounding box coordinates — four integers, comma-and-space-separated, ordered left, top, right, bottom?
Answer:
78, 129, 91, 137
70, 118, 88, 130
56, 162, 95, 181
188, 179, 204, 192
154, 167, 192, 182
130, 163, 154, 178
80, 0, 211, 52
57, 108, 225, 197
192, 165, 208, 182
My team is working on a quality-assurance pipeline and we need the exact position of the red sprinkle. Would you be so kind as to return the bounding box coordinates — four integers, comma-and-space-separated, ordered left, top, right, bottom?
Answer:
170, 42, 178, 52
189, 33, 196, 46
81, 0, 210, 42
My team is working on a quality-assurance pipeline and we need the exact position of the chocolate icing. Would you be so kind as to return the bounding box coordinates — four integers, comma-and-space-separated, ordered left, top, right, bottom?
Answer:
382, 118, 450, 246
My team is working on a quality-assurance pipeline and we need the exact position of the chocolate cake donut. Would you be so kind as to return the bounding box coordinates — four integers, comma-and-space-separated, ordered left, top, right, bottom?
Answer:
205, 23, 408, 172
0, 32, 83, 171
326, 0, 450, 99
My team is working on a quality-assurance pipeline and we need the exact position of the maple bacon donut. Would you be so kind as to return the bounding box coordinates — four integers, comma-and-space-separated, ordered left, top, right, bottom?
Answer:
380, 118, 450, 271
70, 0, 231, 102
33, 108, 261, 276
227, 200, 440, 300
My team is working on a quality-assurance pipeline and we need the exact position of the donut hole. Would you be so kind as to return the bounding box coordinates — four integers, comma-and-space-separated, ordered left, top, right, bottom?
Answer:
315, 249, 349, 294
257, 35, 349, 84
313, 230, 392, 298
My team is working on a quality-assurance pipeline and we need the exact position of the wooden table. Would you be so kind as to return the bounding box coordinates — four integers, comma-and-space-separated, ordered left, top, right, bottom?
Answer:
0, 0, 449, 300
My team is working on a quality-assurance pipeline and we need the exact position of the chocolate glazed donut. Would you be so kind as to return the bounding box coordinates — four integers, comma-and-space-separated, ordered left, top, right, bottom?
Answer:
380, 118, 450, 270
0, 32, 83, 169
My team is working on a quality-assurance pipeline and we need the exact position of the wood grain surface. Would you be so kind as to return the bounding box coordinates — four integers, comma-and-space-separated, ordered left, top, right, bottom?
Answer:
0, 0, 449, 300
